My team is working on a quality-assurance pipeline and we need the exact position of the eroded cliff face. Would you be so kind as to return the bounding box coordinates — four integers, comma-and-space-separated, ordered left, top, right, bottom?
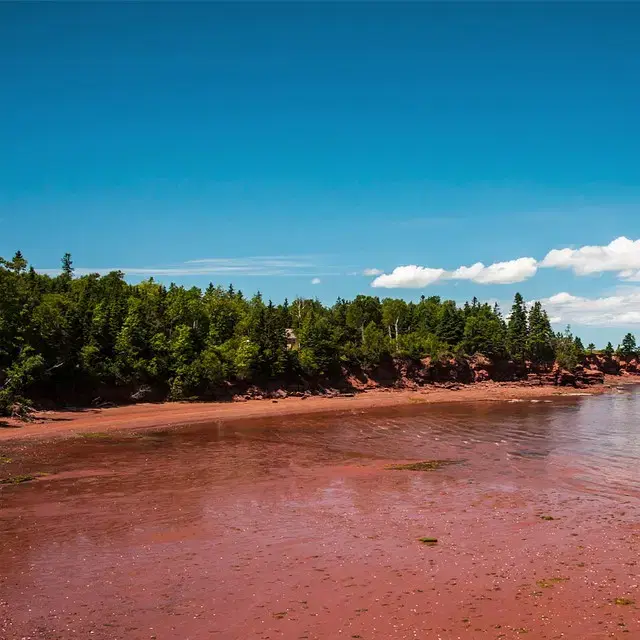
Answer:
28, 354, 640, 408
205, 353, 640, 402
327, 353, 639, 396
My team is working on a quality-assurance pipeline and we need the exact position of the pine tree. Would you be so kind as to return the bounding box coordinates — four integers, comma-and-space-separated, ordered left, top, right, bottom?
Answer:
10, 251, 27, 274
604, 342, 615, 357
462, 304, 506, 357
436, 300, 464, 348
414, 295, 441, 335
527, 302, 554, 364
621, 333, 637, 359
298, 312, 338, 376
61, 253, 74, 279
280, 298, 292, 329
507, 293, 528, 362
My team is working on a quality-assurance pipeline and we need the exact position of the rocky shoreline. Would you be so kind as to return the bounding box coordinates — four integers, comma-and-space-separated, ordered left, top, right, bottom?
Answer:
3, 375, 639, 442
229, 353, 638, 402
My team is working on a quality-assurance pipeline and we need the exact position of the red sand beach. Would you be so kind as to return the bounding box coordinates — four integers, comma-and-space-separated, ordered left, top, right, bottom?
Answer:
2, 382, 639, 639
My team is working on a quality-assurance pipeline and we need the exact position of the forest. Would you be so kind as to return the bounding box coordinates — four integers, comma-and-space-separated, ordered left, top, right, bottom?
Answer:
0, 251, 637, 416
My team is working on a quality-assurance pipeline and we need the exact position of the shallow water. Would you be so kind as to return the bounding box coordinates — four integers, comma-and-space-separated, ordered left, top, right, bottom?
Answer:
2, 390, 640, 638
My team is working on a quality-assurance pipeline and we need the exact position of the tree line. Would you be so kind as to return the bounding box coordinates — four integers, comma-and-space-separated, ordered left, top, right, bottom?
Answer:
0, 252, 637, 414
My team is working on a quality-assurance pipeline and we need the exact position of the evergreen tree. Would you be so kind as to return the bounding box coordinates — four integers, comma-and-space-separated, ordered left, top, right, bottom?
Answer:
462, 304, 506, 357
621, 333, 637, 359
61, 253, 74, 279
507, 293, 528, 362
414, 295, 441, 335
527, 302, 554, 364
604, 342, 615, 357
0, 249, 614, 415
298, 312, 338, 376
10, 251, 28, 274
436, 300, 464, 348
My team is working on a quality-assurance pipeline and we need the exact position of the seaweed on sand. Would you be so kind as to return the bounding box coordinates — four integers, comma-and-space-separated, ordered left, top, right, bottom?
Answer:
387, 459, 463, 471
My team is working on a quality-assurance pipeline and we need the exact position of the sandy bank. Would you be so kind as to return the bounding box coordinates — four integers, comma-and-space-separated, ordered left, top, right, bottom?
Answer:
3, 378, 635, 442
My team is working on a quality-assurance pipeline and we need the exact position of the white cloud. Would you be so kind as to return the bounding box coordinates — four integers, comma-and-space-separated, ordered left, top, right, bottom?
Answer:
311, 277, 321, 285
363, 268, 383, 276
451, 257, 538, 285
547, 292, 578, 305
450, 262, 485, 281
540, 288, 640, 326
371, 265, 446, 288
371, 236, 640, 291
619, 269, 640, 282
541, 237, 640, 277
186, 256, 314, 268
371, 257, 537, 289
37, 255, 330, 278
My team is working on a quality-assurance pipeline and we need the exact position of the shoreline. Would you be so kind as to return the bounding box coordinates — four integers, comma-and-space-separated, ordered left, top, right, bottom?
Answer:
2, 377, 636, 442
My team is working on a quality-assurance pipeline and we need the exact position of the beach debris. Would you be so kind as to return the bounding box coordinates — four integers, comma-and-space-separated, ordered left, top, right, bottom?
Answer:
0, 474, 35, 485
387, 459, 463, 471
507, 449, 549, 459
536, 577, 568, 589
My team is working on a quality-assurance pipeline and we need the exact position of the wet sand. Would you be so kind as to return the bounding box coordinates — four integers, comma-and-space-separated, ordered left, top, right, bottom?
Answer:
2, 388, 640, 639
0, 380, 626, 442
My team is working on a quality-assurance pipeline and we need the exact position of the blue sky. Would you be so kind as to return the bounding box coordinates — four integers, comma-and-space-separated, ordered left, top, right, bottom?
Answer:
2, 2, 640, 345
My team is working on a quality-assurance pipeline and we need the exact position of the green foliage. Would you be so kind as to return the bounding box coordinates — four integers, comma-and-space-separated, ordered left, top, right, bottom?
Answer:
462, 303, 506, 357
507, 293, 528, 362
604, 341, 615, 357
61, 253, 74, 279
527, 302, 554, 364
621, 333, 637, 359
360, 322, 390, 367
8, 251, 28, 274
555, 326, 582, 372
436, 300, 464, 347
413, 295, 441, 335
381, 298, 409, 343
0, 347, 45, 413
233, 338, 260, 381
297, 313, 337, 376
396, 332, 447, 360
0, 251, 619, 415
346, 295, 382, 343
